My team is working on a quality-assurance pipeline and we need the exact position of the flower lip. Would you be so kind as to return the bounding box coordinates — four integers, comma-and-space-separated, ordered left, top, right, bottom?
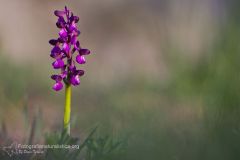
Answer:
76, 55, 86, 64
51, 46, 61, 58
52, 59, 65, 69
59, 28, 68, 38
70, 75, 80, 86
53, 81, 63, 91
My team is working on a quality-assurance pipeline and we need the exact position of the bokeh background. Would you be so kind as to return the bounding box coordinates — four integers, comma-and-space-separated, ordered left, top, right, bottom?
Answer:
0, 0, 240, 159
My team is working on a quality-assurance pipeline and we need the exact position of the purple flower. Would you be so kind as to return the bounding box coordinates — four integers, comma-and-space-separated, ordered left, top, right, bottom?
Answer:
70, 75, 80, 86
49, 6, 91, 91
53, 81, 63, 91
52, 59, 64, 69
76, 55, 86, 64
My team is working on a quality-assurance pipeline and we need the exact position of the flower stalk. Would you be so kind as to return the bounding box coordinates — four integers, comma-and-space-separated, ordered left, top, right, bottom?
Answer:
64, 83, 71, 135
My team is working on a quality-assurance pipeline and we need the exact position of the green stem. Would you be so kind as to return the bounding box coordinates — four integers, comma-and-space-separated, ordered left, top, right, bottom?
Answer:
64, 83, 71, 135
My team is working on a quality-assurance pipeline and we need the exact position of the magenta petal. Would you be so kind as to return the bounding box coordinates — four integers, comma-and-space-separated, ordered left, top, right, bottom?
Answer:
62, 43, 70, 53
69, 22, 77, 32
59, 28, 68, 38
53, 81, 63, 91
73, 30, 80, 36
52, 59, 64, 69
71, 36, 77, 45
76, 55, 86, 64
70, 75, 80, 86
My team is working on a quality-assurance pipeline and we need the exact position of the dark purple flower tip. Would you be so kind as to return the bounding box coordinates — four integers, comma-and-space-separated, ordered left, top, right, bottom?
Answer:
59, 28, 68, 38
74, 16, 79, 23
71, 16, 79, 23
70, 75, 80, 86
49, 39, 59, 46
74, 41, 80, 50
54, 10, 65, 17
65, 6, 69, 15
51, 46, 61, 58
76, 55, 86, 64
56, 17, 66, 28
52, 59, 65, 69
75, 69, 85, 76
69, 13, 79, 23
51, 74, 62, 81
79, 49, 90, 55
57, 37, 65, 43
53, 81, 63, 91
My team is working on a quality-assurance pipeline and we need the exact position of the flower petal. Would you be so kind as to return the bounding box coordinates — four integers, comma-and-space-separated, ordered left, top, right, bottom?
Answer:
69, 22, 77, 32
79, 49, 90, 55
73, 16, 79, 23
62, 43, 70, 53
71, 36, 77, 45
73, 29, 80, 36
50, 46, 61, 58
49, 39, 58, 46
51, 75, 62, 81
52, 59, 65, 69
54, 10, 65, 17
75, 69, 84, 76
70, 14, 79, 23
59, 28, 68, 38
76, 55, 86, 64
56, 17, 66, 28
70, 75, 80, 86
53, 81, 63, 91
74, 41, 80, 50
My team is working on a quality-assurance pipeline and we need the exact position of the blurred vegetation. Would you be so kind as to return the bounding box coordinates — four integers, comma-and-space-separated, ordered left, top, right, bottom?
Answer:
45, 127, 124, 160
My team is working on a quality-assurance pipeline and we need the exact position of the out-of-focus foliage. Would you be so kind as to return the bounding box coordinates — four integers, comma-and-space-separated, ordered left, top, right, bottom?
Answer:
45, 127, 124, 160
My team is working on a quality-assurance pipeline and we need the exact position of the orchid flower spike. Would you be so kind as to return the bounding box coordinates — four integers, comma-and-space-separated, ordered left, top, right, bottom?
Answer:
49, 6, 91, 91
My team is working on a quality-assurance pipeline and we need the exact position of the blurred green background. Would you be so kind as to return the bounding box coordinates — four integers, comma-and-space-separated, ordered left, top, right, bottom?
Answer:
0, 0, 240, 159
